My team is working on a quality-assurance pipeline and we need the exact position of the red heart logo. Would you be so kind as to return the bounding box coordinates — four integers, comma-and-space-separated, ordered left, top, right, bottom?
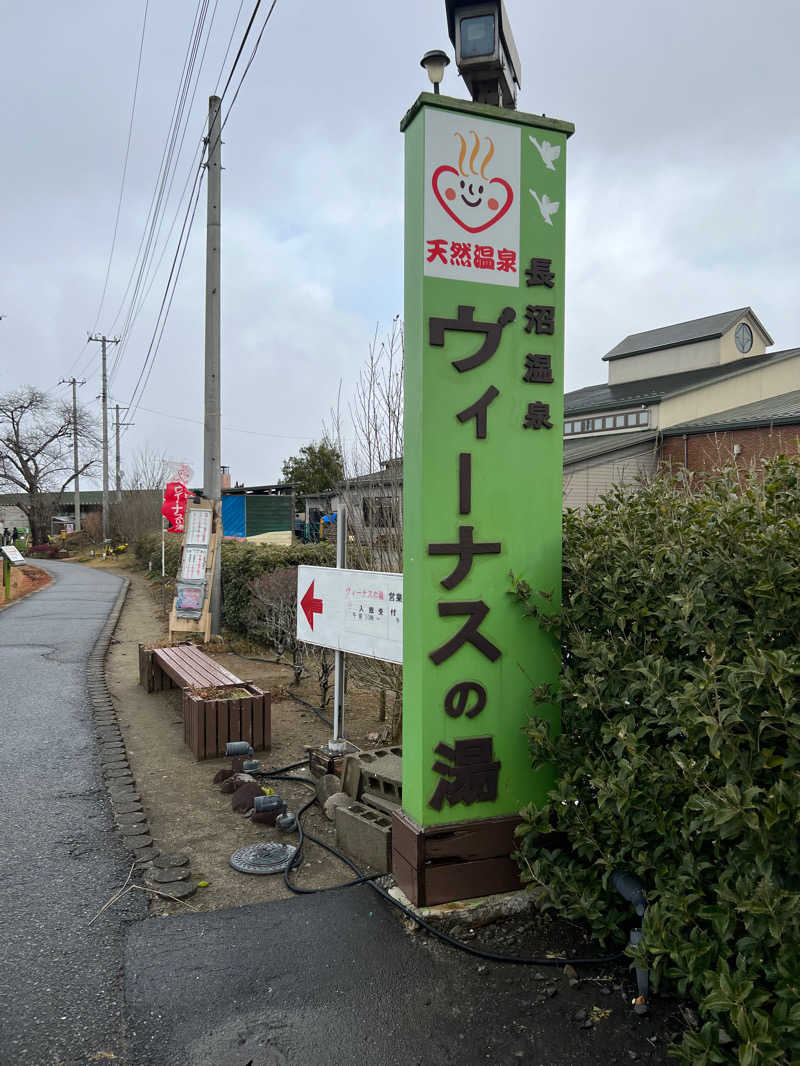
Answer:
432, 165, 514, 234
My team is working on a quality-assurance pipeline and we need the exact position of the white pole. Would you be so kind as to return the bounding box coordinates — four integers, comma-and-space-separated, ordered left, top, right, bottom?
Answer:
161, 515, 166, 617
331, 506, 347, 749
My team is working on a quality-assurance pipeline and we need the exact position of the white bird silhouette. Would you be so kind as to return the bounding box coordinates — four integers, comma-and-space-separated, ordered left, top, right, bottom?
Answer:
529, 137, 561, 171
529, 189, 560, 226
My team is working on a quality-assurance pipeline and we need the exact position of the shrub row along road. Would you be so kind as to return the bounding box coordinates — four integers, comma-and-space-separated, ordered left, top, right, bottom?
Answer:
0, 561, 144, 1066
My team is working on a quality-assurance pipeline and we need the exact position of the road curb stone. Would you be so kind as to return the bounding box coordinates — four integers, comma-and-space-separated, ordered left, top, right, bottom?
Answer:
86, 575, 196, 891
85, 578, 156, 862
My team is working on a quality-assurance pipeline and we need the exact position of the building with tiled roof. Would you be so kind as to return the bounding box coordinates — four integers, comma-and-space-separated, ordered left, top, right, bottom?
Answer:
563, 308, 800, 508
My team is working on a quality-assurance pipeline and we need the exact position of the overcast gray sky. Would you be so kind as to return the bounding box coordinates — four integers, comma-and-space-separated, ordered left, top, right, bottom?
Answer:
2, 0, 799, 487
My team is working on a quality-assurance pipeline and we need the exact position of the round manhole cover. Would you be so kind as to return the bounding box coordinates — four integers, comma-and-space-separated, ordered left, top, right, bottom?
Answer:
229, 842, 296, 875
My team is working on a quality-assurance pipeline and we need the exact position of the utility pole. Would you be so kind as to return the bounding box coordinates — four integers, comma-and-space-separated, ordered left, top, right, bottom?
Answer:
113, 404, 133, 502
331, 505, 348, 752
204, 95, 222, 635
88, 334, 120, 544
115, 404, 121, 502
59, 377, 86, 531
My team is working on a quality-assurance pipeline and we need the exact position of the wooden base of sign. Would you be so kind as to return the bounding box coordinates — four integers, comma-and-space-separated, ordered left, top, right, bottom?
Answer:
391, 809, 523, 907
307, 741, 359, 779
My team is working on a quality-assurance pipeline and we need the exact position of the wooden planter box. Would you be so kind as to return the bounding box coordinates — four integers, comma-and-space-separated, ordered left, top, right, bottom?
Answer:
182, 683, 271, 761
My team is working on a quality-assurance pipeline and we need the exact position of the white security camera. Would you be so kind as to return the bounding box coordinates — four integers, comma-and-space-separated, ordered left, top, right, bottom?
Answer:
445, 0, 521, 109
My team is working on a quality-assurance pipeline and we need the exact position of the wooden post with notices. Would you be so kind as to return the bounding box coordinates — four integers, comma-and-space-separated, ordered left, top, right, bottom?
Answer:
168, 498, 222, 644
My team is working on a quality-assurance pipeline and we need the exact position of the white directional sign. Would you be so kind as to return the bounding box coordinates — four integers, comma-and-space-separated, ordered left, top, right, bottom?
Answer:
296, 565, 403, 664
1, 545, 25, 565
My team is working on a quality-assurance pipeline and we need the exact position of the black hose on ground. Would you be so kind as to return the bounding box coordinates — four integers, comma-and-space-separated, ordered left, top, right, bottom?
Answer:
251, 761, 626, 967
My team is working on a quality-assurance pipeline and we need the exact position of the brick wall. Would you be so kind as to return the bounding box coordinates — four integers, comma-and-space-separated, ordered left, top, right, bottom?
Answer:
661, 424, 800, 474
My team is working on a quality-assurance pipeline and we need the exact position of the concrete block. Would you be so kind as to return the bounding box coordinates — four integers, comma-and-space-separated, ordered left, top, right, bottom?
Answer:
360, 768, 402, 807
341, 746, 402, 801
361, 791, 401, 816
335, 802, 392, 873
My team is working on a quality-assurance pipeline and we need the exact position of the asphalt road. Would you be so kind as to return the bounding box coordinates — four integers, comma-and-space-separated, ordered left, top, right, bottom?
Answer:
126, 885, 562, 1066
0, 561, 145, 1066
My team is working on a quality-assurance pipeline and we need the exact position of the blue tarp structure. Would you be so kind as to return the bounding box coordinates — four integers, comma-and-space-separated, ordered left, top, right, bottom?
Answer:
221, 495, 246, 538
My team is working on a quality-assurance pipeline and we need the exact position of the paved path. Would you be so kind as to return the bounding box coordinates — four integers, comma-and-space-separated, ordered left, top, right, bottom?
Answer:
124, 884, 670, 1066
0, 561, 145, 1066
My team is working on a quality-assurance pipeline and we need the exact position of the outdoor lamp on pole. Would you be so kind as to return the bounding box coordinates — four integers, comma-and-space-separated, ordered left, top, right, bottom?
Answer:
420, 49, 450, 93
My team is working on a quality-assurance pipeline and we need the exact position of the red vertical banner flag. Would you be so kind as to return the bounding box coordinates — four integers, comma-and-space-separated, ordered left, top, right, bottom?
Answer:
162, 481, 189, 533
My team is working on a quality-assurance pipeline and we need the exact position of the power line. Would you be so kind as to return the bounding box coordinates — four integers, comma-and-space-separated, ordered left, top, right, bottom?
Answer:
119, 0, 282, 423
91, 0, 150, 334
220, 0, 279, 125
218, 0, 263, 101
123, 164, 206, 423
112, 0, 222, 368
135, 404, 336, 442
105, 0, 214, 347
109, 0, 253, 387
214, 0, 246, 93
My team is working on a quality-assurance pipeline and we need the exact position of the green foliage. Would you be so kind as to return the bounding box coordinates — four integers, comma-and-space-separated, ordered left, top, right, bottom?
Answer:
280, 438, 343, 499
134, 530, 182, 578
514, 460, 800, 1066
132, 532, 335, 634
220, 539, 335, 635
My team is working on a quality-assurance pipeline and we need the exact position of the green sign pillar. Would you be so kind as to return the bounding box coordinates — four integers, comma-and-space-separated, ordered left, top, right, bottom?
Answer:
398, 93, 573, 901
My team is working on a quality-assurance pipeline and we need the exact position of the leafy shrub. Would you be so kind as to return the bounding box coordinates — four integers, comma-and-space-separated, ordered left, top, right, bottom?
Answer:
133, 531, 183, 578
29, 543, 63, 558
221, 540, 334, 635
132, 533, 335, 636
247, 567, 306, 683
515, 460, 800, 1066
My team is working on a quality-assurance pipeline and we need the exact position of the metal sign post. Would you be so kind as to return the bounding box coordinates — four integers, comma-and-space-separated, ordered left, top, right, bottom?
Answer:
331, 507, 348, 750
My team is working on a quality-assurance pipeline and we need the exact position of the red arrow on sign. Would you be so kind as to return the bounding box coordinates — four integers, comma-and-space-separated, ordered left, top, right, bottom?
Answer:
300, 580, 323, 629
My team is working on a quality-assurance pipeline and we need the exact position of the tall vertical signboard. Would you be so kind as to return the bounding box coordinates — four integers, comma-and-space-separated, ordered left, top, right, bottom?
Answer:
396, 94, 573, 904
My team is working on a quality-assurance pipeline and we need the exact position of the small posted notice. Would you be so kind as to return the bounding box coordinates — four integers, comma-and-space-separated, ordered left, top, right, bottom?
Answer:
181, 546, 208, 582
344, 573, 402, 644
185, 508, 212, 546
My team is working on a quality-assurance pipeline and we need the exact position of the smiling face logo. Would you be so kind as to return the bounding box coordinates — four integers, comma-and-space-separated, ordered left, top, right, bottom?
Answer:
432, 130, 514, 234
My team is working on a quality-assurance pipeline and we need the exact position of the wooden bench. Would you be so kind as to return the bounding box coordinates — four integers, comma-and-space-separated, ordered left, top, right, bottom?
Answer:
140, 642, 241, 693
138, 642, 271, 761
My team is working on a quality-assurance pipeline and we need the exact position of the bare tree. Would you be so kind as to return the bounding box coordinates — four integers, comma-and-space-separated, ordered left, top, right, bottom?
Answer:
328, 319, 404, 740
0, 387, 97, 544
247, 568, 307, 686
112, 447, 169, 544
329, 317, 404, 572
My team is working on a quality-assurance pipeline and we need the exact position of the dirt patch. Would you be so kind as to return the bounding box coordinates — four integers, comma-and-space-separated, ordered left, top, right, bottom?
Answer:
104, 564, 392, 917
0, 563, 52, 607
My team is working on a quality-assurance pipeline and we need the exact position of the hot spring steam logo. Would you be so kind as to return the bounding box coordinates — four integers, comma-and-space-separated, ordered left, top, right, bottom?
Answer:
432, 131, 514, 234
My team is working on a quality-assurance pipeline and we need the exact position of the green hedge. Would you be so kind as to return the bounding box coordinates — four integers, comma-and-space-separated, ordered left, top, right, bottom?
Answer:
132, 532, 335, 635
220, 540, 335, 635
134, 530, 183, 577
514, 459, 800, 1066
